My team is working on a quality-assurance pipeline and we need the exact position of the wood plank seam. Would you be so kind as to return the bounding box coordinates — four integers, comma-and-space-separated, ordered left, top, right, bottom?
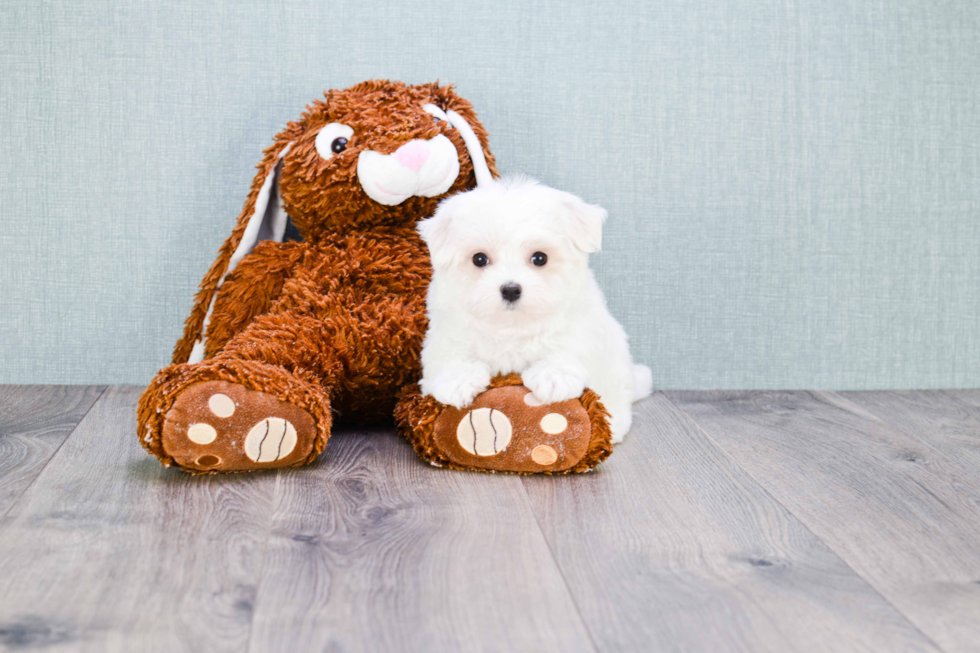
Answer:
516, 478, 601, 653
244, 468, 285, 653
660, 391, 948, 653
0, 385, 108, 524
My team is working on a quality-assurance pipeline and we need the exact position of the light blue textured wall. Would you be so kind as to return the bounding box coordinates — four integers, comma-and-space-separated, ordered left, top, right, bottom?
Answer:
1, 0, 978, 388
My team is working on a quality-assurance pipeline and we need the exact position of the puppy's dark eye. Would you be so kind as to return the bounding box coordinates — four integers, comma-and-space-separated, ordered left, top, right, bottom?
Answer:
331, 137, 348, 154
472, 253, 489, 267
531, 251, 548, 267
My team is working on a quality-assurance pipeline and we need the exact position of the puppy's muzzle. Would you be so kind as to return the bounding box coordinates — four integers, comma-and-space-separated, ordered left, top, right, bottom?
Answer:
500, 283, 522, 303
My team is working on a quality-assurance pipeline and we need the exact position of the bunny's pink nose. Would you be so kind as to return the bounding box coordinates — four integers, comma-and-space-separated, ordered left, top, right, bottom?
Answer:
393, 140, 430, 173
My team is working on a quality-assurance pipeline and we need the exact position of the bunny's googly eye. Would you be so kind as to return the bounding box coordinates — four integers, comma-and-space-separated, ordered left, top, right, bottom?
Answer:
315, 123, 354, 160
422, 104, 451, 125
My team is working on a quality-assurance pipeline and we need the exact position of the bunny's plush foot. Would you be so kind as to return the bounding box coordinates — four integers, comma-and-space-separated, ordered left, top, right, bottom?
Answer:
138, 359, 332, 473
160, 380, 319, 473
395, 374, 613, 474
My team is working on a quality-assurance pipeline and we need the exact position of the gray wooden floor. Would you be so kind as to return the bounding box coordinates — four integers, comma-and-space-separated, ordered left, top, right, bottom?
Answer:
0, 387, 978, 652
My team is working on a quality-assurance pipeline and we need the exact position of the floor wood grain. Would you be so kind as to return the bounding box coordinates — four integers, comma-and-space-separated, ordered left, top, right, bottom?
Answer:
666, 390, 980, 653
521, 393, 938, 653
0, 387, 279, 653
248, 427, 594, 653
840, 390, 980, 476
0, 385, 105, 518
0, 386, 978, 652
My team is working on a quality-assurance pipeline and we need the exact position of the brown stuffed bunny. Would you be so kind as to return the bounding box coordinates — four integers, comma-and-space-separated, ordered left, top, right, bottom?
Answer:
137, 80, 612, 474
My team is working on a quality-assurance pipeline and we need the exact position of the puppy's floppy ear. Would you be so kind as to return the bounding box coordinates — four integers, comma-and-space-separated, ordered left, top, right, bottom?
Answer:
558, 190, 607, 253
417, 195, 459, 268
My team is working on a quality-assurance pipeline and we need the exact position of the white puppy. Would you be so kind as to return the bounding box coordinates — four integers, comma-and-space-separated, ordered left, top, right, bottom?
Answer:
417, 176, 652, 443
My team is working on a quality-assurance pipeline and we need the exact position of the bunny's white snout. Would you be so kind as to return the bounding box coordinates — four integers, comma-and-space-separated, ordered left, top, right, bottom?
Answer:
357, 135, 460, 206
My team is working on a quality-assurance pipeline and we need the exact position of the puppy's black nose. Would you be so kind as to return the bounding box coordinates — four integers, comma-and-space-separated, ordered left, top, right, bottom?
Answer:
500, 283, 522, 303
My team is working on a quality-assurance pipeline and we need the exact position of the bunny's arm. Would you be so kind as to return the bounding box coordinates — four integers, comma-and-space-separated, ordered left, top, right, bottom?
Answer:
202, 240, 307, 358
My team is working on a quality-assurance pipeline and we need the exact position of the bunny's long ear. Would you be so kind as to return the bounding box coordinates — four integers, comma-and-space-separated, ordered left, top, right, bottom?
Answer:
429, 84, 499, 186
445, 110, 493, 188
172, 140, 293, 364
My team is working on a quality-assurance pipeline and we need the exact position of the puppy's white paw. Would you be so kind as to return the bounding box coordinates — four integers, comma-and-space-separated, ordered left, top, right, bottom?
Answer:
432, 377, 488, 409
424, 362, 491, 409
608, 406, 633, 444
523, 364, 587, 404
610, 426, 628, 445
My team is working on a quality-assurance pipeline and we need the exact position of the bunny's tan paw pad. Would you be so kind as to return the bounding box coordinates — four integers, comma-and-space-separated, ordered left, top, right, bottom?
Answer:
396, 377, 613, 474
161, 380, 317, 473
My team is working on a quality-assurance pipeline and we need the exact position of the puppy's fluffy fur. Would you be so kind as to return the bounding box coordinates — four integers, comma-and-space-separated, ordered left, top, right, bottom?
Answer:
417, 177, 652, 443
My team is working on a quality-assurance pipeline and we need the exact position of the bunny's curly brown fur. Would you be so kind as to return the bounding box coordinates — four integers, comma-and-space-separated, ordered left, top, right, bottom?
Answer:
171, 81, 495, 366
